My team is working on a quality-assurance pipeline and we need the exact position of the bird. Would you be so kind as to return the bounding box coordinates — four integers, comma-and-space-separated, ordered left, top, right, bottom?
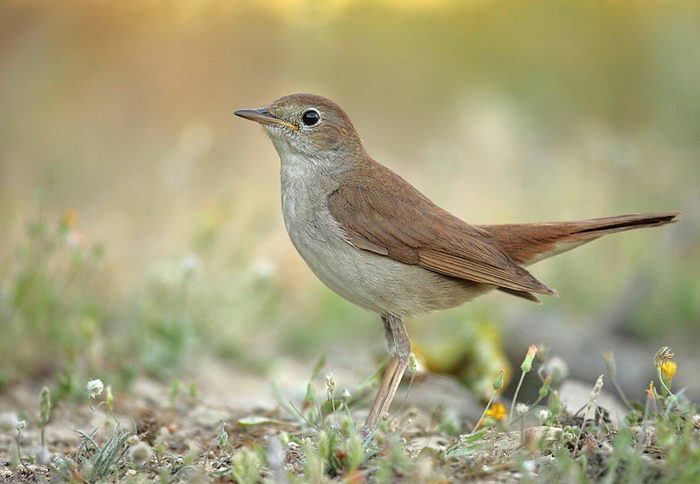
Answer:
234, 93, 678, 429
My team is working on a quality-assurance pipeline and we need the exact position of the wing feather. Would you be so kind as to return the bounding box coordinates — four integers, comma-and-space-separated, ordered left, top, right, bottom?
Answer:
328, 162, 556, 296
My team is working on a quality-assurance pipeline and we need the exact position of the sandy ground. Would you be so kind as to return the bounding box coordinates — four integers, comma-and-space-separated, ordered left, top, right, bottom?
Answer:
0, 353, 633, 482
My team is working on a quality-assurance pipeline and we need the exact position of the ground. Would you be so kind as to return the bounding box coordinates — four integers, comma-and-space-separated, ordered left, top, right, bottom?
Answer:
1, 351, 698, 483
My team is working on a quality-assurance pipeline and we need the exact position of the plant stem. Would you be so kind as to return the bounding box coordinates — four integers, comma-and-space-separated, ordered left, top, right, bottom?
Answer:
16, 430, 30, 471
470, 390, 496, 435
657, 368, 674, 397
611, 378, 633, 411
508, 371, 527, 424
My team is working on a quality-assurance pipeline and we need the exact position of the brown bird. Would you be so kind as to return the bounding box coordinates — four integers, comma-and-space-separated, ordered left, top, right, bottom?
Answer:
235, 93, 678, 429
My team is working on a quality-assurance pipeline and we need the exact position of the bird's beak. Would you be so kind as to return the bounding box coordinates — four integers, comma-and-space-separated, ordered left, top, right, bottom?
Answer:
234, 108, 299, 131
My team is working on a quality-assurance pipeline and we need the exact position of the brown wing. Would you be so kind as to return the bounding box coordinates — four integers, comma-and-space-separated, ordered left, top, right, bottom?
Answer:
327, 161, 556, 297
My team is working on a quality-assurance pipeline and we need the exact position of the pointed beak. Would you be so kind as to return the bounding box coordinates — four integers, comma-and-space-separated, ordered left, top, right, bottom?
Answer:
234, 108, 299, 131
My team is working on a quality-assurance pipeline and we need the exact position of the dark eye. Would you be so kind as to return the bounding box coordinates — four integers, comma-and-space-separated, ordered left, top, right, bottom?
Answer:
301, 109, 321, 126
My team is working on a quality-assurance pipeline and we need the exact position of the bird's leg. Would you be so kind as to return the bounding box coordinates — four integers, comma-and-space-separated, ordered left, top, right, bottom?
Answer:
365, 315, 398, 426
376, 314, 411, 422
365, 313, 411, 429
365, 356, 399, 427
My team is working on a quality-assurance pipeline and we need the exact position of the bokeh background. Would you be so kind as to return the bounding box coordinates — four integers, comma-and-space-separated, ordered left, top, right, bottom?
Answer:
1, 0, 699, 407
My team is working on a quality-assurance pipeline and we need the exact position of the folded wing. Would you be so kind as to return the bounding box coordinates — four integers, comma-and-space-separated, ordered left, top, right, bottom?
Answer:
328, 162, 556, 297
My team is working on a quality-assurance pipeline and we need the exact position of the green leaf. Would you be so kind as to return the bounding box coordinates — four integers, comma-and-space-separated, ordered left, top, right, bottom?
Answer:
237, 416, 288, 427
446, 441, 487, 458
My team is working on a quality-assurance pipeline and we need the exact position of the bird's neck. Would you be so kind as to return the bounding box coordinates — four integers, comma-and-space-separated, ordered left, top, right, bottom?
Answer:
274, 139, 357, 183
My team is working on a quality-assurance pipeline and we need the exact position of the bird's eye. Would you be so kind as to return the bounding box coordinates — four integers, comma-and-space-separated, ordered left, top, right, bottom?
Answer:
301, 109, 321, 126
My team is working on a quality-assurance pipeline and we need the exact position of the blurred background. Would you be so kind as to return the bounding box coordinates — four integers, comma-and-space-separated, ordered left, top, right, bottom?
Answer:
1, 0, 699, 410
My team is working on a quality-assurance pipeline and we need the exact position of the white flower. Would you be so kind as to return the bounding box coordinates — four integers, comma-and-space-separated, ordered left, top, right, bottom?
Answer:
181, 252, 202, 277
35, 446, 51, 466
65, 229, 85, 248
128, 441, 153, 466
515, 403, 530, 415
537, 409, 551, 421
86, 379, 104, 399
544, 356, 569, 382
250, 257, 276, 279
16, 420, 27, 432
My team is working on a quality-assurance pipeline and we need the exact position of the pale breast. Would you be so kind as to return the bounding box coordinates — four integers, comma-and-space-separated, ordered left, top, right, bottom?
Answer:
280, 165, 489, 316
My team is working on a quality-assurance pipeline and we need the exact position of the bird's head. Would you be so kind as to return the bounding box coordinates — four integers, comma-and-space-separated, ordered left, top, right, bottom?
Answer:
235, 93, 365, 163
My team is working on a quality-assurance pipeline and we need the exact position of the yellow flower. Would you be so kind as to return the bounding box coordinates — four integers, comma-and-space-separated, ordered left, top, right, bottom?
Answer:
661, 361, 677, 380
62, 209, 79, 228
486, 402, 507, 421
645, 381, 656, 397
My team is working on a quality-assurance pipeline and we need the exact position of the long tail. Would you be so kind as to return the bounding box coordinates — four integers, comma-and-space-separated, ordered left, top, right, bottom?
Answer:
478, 212, 678, 303
479, 212, 679, 267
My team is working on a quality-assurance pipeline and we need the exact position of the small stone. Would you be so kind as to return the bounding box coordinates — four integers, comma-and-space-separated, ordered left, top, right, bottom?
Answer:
190, 406, 229, 429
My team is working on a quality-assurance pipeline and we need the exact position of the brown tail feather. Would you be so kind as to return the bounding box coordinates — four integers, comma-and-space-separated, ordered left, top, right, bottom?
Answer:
480, 212, 679, 267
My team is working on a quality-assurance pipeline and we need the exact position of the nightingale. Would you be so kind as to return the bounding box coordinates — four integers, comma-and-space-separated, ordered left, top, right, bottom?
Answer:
235, 93, 678, 429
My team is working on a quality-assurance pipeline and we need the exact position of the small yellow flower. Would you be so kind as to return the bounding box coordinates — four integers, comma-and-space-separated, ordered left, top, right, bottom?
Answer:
661, 361, 677, 380
486, 402, 507, 421
62, 209, 79, 228
645, 381, 656, 397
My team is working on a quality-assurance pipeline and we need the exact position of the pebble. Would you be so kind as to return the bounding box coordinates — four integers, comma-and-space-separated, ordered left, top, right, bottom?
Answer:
190, 406, 230, 429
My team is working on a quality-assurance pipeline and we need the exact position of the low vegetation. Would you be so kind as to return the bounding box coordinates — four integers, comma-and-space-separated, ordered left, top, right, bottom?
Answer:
2, 342, 698, 483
